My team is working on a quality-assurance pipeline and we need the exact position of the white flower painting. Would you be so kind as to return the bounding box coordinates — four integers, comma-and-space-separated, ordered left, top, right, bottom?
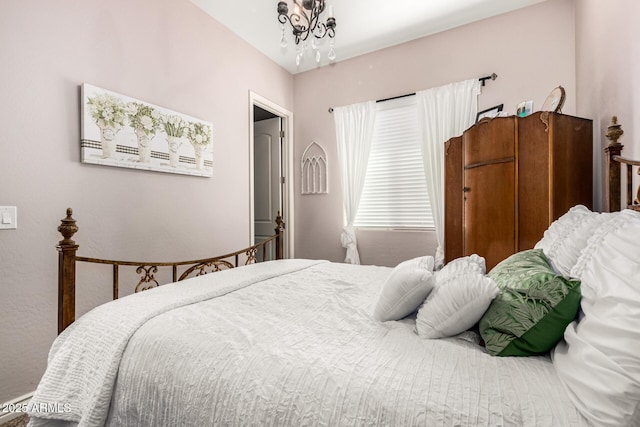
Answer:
81, 83, 214, 177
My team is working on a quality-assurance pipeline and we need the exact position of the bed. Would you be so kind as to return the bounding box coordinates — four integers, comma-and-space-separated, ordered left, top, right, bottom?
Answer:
28, 117, 640, 427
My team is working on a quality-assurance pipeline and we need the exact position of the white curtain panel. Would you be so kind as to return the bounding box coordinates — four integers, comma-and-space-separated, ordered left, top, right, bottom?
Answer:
333, 101, 376, 264
416, 79, 481, 267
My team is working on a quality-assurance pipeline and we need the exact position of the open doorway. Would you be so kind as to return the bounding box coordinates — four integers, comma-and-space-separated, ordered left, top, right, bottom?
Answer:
249, 91, 294, 258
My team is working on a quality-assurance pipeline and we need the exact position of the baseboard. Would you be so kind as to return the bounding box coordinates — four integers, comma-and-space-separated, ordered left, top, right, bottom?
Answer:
0, 392, 34, 424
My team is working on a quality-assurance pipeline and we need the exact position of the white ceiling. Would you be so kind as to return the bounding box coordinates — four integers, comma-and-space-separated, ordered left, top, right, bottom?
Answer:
191, 0, 548, 75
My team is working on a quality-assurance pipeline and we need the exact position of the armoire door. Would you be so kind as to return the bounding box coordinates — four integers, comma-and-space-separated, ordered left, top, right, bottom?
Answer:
463, 118, 516, 270
444, 136, 464, 264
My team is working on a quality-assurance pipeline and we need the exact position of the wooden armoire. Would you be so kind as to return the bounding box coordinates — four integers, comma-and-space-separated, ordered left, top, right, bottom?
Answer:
444, 112, 593, 270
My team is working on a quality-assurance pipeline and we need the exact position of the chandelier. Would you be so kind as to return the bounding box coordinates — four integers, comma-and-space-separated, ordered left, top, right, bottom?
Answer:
277, 0, 337, 65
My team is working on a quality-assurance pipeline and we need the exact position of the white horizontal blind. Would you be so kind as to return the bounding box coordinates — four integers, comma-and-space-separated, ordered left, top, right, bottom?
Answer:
354, 96, 434, 229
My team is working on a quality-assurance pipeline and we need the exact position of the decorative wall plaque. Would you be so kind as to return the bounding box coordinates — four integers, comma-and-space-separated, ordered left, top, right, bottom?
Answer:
301, 141, 328, 194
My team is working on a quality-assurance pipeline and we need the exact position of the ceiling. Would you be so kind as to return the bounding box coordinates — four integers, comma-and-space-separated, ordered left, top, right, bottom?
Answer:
191, 0, 548, 75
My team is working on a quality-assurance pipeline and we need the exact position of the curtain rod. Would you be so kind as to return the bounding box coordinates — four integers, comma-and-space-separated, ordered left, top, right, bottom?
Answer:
328, 73, 497, 113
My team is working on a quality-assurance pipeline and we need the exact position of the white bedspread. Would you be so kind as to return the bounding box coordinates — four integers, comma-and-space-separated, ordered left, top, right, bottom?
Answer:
29, 260, 588, 427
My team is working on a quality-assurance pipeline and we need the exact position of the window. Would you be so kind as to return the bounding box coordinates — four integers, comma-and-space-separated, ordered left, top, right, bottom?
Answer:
354, 95, 434, 229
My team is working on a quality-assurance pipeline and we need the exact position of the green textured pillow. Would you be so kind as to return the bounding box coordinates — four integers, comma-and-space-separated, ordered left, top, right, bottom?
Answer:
479, 249, 581, 357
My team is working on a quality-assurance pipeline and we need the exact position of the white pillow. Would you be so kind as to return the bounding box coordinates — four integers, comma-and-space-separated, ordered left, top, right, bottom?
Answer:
373, 256, 434, 321
416, 273, 499, 339
534, 205, 604, 277
416, 255, 498, 339
436, 254, 486, 278
552, 209, 640, 427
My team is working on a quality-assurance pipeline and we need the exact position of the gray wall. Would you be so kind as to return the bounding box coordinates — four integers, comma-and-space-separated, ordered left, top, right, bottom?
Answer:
293, 0, 577, 266
575, 0, 640, 210
0, 0, 294, 403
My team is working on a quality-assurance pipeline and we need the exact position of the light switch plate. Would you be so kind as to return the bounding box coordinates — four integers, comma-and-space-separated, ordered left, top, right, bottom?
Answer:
0, 206, 17, 229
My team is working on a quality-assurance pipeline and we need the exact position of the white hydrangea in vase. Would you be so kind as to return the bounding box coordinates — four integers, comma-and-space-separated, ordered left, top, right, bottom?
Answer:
86, 93, 126, 159
127, 103, 161, 163
186, 122, 212, 170
161, 115, 188, 168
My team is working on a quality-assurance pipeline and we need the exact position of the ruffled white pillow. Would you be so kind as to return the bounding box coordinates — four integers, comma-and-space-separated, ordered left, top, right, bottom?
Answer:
534, 205, 604, 277
416, 255, 498, 339
373, 256, 434, 322
552, 209, 640, 427
435, 254, 486, 279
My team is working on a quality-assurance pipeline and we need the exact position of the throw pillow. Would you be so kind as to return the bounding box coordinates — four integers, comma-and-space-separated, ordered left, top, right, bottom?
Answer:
373, 256, 434, 321
479, 249, 581, 356
534, 205, 603, 277
416, 267, 499, 339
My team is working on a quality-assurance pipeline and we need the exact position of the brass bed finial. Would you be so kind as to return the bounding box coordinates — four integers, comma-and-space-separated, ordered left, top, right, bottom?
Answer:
606, 116, 624, 145
58, 208, 78, 245
604, 116, 640, 212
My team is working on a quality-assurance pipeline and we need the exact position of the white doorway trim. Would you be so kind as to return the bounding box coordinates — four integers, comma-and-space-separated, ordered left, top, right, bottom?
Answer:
249, 91, 295, 258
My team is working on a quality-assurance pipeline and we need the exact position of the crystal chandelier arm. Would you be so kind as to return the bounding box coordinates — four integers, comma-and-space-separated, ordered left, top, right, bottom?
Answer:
278, 15, 305, 44
293, 0, 312, 26
326, 16, 336, 38
311, 8, 332, 39
278, 7, 303, 30
307, 3, 321, 37
312, 7, 336, 39
313, 21, 327, 39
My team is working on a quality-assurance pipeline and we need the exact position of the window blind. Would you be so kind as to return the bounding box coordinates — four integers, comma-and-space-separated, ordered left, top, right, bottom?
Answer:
354, 95, 434, 229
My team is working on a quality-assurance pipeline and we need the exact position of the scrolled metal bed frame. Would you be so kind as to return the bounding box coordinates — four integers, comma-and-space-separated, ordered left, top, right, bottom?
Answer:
57, 209, 285, 333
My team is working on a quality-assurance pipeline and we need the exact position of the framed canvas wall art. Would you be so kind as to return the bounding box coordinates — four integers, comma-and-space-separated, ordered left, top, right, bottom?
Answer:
81, 83, 214, 177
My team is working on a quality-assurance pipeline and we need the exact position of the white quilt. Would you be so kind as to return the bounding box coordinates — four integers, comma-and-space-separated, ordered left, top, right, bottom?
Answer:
29, 260, 588, 427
